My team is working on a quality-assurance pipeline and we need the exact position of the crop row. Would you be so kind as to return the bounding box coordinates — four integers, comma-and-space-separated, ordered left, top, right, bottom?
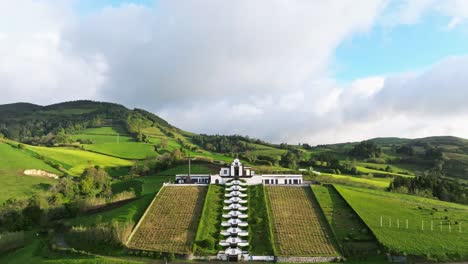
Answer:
127, 186, 207, 254
266, 186, 339, 257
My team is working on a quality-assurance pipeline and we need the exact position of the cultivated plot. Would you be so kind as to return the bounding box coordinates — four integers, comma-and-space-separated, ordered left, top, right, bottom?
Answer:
127, 186, 207, 254
265, 186, 340, 257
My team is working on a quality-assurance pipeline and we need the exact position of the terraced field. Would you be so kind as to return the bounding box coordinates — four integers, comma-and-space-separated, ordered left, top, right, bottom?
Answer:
127, 186, 207, 254
265, 186, 340, 257
335, 185, 468, 261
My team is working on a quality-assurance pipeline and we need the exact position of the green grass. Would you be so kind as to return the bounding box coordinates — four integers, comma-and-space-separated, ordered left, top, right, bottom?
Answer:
356, 166, 414, 178
156, 164, 218, 175
311, 185, 381, 258
248, 185, 274, 255
0, 142, 59, 203
316, 173, 391, 188
193, 185, 224, 255
69, 176, 171, 226
25, 145, 133, 176
0, 238, 143, 264
83, 143, 157, 160
111, 176, 172, 196
335, 185, 468, 261
75, 127, 127, 135
71, 134, 134, 144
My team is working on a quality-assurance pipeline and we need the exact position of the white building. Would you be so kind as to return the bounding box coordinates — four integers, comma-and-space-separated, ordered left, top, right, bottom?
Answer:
175, 158, 303, 185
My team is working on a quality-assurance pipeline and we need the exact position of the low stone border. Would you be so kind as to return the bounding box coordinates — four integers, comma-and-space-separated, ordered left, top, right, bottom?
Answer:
276, 256, 342, 263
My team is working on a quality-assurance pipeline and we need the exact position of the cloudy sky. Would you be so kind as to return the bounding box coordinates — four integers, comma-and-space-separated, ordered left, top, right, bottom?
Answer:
1, 0, 468, 144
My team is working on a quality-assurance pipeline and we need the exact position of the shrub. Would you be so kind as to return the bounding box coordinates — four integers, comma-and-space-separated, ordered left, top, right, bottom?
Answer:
0, 231, 26, 254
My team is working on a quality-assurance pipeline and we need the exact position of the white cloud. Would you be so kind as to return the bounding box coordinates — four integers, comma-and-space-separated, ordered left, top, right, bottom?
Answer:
1, 0, 468, 145
0, 0, 105, 104
385, 0, 468, 29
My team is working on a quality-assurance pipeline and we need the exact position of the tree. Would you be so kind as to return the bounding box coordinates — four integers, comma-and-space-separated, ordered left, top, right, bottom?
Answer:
349, 141, 382, 158
396, 145, 415, 156
79, 167, 112, 198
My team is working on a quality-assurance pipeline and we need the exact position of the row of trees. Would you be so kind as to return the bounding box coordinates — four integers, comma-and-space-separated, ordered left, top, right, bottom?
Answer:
191, 134, 271, 153
389, 170, 468, 204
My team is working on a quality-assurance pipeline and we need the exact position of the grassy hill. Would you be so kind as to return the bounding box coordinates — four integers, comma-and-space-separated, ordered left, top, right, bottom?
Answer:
335, 185, 468, 261
1, 100, 468, 262
0, 142, 59, 203
0, 100, 467, 201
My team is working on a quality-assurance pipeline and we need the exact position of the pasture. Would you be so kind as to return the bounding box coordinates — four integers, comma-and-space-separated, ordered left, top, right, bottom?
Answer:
127, 186, 207, 254
314, 173, 391, 189
0, 143, 59, 202
25, 145, 133, 176
83, 142, 157, 160
265, 186, 340, 257
335, 185, 468, 261
156, 164, 218, 176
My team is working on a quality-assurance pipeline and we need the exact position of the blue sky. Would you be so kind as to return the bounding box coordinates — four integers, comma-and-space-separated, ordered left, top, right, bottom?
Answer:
75, 0, 155, 14
335, 14, 468, 80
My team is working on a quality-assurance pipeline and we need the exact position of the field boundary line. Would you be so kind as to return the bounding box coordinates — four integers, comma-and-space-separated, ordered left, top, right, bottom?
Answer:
125, 184, 167, 247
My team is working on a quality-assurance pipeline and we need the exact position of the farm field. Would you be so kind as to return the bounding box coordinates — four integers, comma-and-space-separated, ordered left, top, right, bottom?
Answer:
335, 185, 468, 261
127, 186, 207, 254
0, 142, 59, 202
24, 145, 133, 176
265, 186, 340, 257
311, 185, 381, 258
83, 142, 157, 159
156, 164, 218, 176
193, 185, 224, 255
315, 173, 391, 189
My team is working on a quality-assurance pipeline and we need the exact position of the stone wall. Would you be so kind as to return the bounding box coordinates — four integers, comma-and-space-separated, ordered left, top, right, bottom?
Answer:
276, 256, 342, 263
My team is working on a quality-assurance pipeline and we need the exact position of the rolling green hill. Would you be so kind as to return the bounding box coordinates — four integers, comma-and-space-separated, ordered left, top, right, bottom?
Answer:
0, 100, 467, 201
1, 100, 468, 262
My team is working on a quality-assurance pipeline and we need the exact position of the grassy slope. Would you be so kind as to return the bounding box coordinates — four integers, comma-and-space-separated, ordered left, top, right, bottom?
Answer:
156, 164, 218, 176
0, 142, 59, 203
335, 185, 468, 261
25, 145, 133, 176
312, 185, 381, 259
68, 176, 171, 226
0, 239, 143, 264
314, 173, 391, 189
193, 185, 224, 255
248, 185, 274, 255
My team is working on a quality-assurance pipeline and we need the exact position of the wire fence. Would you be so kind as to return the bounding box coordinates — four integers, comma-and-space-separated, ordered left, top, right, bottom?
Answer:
378, 216, 464, 233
